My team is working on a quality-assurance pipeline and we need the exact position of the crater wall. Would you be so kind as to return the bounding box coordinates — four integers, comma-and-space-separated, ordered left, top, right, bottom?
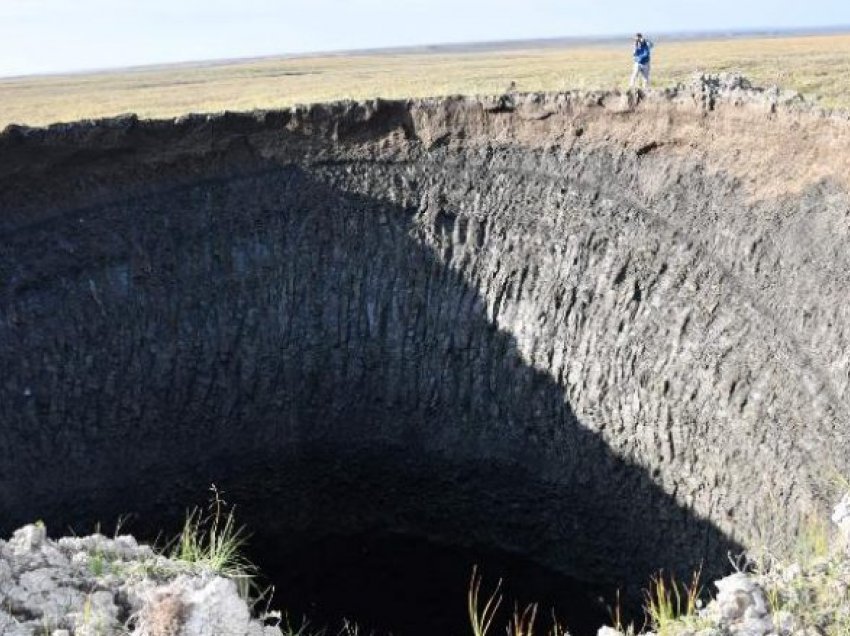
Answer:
2, 81, 849, 602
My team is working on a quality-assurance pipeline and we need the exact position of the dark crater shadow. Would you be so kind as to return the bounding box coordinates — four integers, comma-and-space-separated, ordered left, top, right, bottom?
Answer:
258, 532, 611, 636
0, 161, 742, 635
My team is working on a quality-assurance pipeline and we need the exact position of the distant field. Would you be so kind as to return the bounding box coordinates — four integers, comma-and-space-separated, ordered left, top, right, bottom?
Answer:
2, 33, 850, 128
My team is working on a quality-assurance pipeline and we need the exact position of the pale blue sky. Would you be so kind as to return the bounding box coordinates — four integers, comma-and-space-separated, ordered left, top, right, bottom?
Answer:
1, 0, 849, 77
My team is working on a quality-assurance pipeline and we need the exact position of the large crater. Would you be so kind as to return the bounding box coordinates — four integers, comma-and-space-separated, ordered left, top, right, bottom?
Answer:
2, 80, 850, 634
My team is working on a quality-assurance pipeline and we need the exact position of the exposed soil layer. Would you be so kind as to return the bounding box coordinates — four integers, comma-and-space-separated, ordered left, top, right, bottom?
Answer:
2, 79, 850, 631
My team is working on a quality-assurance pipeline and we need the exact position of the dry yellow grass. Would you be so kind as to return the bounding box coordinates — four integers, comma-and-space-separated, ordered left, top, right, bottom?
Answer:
1, 33, 850, 129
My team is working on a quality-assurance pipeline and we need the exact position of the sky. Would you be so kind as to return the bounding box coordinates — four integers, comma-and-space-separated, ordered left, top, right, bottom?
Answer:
1, 0, 849, 78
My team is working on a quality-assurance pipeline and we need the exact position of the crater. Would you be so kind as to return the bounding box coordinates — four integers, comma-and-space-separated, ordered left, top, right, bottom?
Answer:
2, 82, 850, 633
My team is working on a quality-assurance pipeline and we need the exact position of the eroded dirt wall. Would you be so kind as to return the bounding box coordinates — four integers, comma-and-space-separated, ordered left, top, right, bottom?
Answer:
1, 80, 849, 599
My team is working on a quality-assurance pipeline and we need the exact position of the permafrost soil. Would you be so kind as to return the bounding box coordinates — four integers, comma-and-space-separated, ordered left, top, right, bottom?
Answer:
2, 76, 850, 633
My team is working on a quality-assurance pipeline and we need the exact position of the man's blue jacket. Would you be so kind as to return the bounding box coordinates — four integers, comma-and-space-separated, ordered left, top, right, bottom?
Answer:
634, 41, 651, 65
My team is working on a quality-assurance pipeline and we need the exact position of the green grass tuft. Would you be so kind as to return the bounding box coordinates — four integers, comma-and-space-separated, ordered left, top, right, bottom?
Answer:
169, 486, 256, 592
643, 567, 705, 636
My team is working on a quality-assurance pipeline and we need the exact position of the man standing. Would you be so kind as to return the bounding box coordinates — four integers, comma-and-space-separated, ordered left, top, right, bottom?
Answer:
630, 33, 653, 88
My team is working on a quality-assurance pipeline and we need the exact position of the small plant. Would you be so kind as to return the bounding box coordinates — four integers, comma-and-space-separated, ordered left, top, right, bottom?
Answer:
89, 551, 106, 577
508, 603, 538, 636
87, 535, 114, 579
766, 583, 782, 616
275, 613, 315, 636
249, 582, 280, 626
643, 567, 704, 635
546, 613, 569, 636
78, 594, 109, 636
608, 588, 638, 635
82, 595, 92, 626
468, 567, 503, 636
169, 485, 256, 596
337, 619, 361, 636
795, 512, 832, 565
644, 573, 676, 632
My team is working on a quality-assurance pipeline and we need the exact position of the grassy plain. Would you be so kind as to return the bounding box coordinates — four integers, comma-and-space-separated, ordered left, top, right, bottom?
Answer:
1, 33, 850, 129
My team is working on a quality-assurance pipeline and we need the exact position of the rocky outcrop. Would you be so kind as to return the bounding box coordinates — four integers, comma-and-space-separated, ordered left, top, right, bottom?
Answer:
0, 524, 279, 636
599, 494, 850, 636
1, 75, 850, 613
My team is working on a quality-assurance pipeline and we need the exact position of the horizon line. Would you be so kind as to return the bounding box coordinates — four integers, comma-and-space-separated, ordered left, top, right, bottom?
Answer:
2, 23, 849, 82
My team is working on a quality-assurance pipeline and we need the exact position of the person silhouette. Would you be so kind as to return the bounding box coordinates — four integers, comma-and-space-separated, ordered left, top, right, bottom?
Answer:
630, 33, 654, 88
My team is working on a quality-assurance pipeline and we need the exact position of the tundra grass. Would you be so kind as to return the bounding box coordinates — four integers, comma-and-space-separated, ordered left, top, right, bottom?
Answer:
168, 487, 257, 601
2, 33, 850, 128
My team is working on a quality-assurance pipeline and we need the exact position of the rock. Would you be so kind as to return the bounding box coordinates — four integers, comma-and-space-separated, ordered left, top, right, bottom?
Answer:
597, 627, 624, 636
136, 588, 187, 636
0, 558, 12, 591
704, 572, 776, 635
0, 609, 16, 630
781, 563, 802, 583
41, 544, 70, 569
71, 589, 122, 636
714, 573, 770, 619
773, 610, 795, 634
8, 524, 47, 554
179, 575, 255, 636
735, 616, 774, 635
832, 493, 850, 547
136, 574, 264, 636
0, 525, 271, 636
19, 567, 59, 593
